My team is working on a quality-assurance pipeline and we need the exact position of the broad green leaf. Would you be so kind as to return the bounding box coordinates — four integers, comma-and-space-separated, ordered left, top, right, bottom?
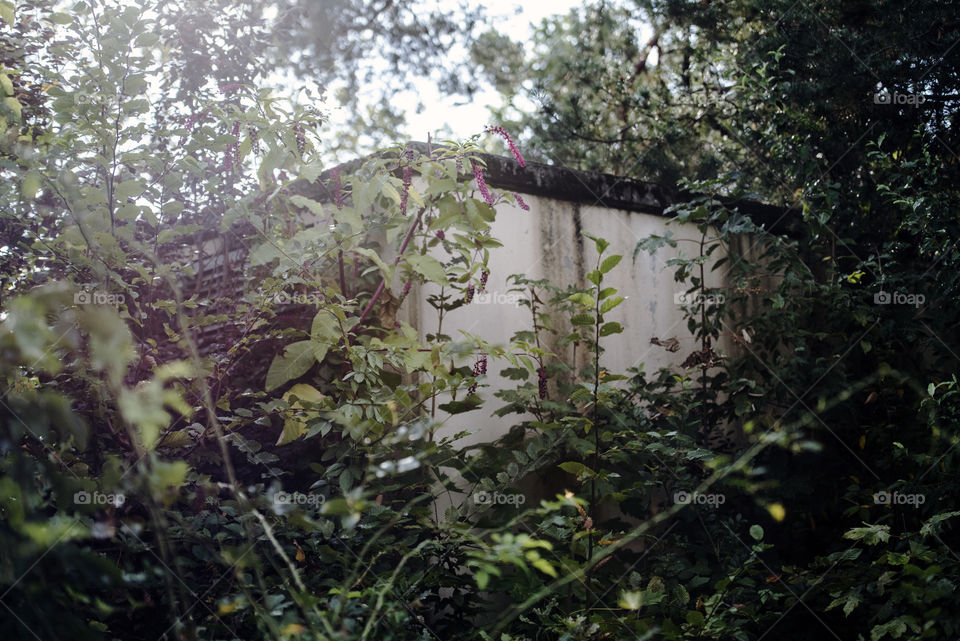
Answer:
599, 321, 623, 337
311, 310, 340, 342
566, 292, 594, 307
406, 254, 449, 285
0, 2, 14, 26
570, 313, 594, 327
599, 296, 625, 315
558, 461, 595, 478
290, 194, 324, 215
283, 383, 325, 405
265, 340, 316, 391
21, 171, 40, 200
276, 416, 307, 446
353, 247, 393, 282
600, 254, 623, 273
749, 524, 764, 540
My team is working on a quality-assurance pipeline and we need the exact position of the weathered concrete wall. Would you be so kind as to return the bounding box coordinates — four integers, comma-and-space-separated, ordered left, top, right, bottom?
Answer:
402, 188, 733, 448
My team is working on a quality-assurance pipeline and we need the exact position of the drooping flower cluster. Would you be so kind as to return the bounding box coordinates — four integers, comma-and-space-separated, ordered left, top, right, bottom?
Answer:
485, 125, 525, 167
471, 160, 494, 205
330, 168, 345, 209
223, 121, 241, 177
469, 353, 488, 394
248, 126, 260, 153
293, 122, 306, 154
479, 270, 489, 292
435, 230, 445, 240
402, 281, 412, 296
537, 367, 548, 399
513, 193, 530, 211
399, 150, 414, 214
464, 282, 475, 304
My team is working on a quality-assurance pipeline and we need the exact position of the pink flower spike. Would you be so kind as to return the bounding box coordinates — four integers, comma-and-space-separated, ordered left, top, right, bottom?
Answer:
471, 160, 495, 205
485, 125, 525, 167
513, 193, 530, 211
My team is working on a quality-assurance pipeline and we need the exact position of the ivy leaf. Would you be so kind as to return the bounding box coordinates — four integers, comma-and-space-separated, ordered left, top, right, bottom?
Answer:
265, 341, 316, 391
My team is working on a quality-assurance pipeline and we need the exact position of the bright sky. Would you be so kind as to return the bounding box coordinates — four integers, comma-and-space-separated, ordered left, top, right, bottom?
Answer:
399, 0, 585, 141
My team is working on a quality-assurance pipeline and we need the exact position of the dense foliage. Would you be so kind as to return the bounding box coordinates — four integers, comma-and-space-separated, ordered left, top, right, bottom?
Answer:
2, 1, 959, 640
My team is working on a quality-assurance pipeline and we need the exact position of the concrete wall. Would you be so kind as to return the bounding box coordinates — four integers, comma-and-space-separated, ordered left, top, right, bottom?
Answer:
401, 188, 731, 448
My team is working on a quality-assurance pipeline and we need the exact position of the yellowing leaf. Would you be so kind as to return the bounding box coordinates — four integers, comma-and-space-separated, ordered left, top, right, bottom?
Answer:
858, 434, 866, 449
294, 541, 305, 562
218, 602, 239, 615
768, 502, 786, 522
281, 623, 307, 635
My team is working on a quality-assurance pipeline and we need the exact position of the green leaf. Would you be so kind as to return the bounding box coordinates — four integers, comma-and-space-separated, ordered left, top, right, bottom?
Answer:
599, 296, 625, 315
531, 558, 557, 578
406, 254, 450, 285
570, 313, 594, 327
283, 383, 325, 405
265, 341, 316, 391
353, 247, 393, 283
311, 310, 340, 342
290, 194, 324, 216
276, 416, 307, 446
21, 171, 40, 200
584, 233, 609, 254
600, 254, 622, 273
558, 461, 595, 478
749, 524, 764, 541
599, 321, 623, 337
566, 292, 594, 307
685, 611, 705, 626
0, 2, 14, 26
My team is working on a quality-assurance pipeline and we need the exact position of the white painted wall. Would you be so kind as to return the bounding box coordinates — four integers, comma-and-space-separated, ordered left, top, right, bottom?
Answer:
401, 190, 733, 448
